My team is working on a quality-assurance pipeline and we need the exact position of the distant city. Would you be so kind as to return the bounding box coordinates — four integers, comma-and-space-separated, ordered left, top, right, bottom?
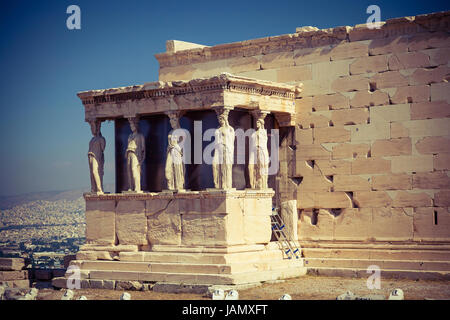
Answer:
0, 188, 95, 268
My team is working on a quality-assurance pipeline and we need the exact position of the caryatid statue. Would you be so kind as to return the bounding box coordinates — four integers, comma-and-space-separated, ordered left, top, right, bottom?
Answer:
87, 119, 106, 193
249, 111, 270, 189
165, 111, 185, 191
212, 108, 235, 189
126, 117, 146, 192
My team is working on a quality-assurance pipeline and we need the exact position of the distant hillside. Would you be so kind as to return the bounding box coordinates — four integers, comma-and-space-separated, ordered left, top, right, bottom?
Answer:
0, 184, 114, 209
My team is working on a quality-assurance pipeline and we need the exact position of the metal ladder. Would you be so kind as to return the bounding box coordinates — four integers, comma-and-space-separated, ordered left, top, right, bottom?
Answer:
271, 209, 301, 259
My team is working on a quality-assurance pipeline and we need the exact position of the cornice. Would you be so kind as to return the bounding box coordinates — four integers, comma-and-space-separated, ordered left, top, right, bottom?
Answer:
154, 11, 450, 68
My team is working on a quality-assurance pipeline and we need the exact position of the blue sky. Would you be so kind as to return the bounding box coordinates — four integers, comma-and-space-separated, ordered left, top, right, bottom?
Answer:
0, 0, 448, 196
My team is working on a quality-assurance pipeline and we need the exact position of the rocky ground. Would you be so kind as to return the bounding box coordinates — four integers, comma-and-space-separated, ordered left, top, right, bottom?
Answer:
34, 275, 450, 300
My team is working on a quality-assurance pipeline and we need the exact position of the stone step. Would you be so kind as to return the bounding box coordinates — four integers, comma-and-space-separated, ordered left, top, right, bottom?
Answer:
72, 258, 304, 275
307, 267, 450, 281
304, 257, 450, 271
118, 249, 286, 264
83, 263, 307, 285
302, 247, 450, 261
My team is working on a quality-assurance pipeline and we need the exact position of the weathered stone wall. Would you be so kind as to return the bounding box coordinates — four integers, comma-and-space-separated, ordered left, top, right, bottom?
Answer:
83, 190, 274, 250
155, 12, 450, 244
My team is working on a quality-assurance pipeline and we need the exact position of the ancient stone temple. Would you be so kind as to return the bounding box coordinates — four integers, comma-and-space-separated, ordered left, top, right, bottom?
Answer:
62, 11, 450, 290
70, 74, 306, 288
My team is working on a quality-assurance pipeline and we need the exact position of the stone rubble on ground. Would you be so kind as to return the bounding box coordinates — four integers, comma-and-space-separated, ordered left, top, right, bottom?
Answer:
224, 290, 239, 300
78, 295, 88, 300
388, 289, 404, 300
120, 292, 131, 300
212, 289, 225, 300
279, 294, 292, 300
61, 289, 74, 300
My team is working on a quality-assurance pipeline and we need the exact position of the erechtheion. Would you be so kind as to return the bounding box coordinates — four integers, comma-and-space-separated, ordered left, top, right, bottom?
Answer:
57, 11, 450, 290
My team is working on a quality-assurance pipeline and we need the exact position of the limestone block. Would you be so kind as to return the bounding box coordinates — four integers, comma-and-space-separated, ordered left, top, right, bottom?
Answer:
330, 41, 368, 60
409, 65, 450, 86
333, 175, 371, 191
393, 191, 433, 207
116, 200, 147, 245
391, 122, 409, 138
159, 65, 195, 82
280, 200, 298, 240
147, 210, 181, 246
119, 252, 145, 261
85, 200, 116, 245
315, 192, 353, 209
331, 75, 369, 92
411, 101, 450, 120
431, 82, 450, 103
353, 191, 393, 208
349, 122, 390, 142
400, 119, 450, 137
312, 93, 349, 111
350, 90, 389, 108
348, 24, 385, 42
295, 96, 312, 114
295, 127, 313, 145
237, 69, 277, 82
297, 175, 332, 192
413, 207, 450, 241
314, 127, 351, 143
312, 60, 351, 80
0, 258, 25, 271
295, 144, 330, 160
243, 215, 272, 245
388, 52, 430, 70
146, 198, 178, 216
372, 174, 412, 190
297, 112, 331, 129
434, 190, 450, 206
412, 172, 450, 189
334, 208, 371, 241
191, 60, 232, 79
277, 65, 312, 83
390, 85, 430, 104
370, 71, 408, 89
416, 136, 450, 155
352, 158, 391, 174
332, 143, 370, 160
371, 208, 413, 241
298, 209, 334, 241
314, 159, 351, 175
434, 153, 450, 170
293, 45, 333, 66
181, 214, 235, 246
408, 31, 450, 51
369, 36, 409, 56
297, 192, 315, 209
0, 271, 28, 281
260, 51, 294, 69
371, 137, 412, 157
76, 250, 113, 260
295, 160, 315, 177
350, 55, 388, 75
228, 56, 261, 74
391, 155, 434, 173
330, 108, 369, 126
424, 47, 450, 66
243, 197, 272, 216
370, 104, 411, 124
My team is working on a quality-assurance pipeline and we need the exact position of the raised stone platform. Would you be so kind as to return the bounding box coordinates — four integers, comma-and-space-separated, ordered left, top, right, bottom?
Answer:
60, 189, 306, 289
